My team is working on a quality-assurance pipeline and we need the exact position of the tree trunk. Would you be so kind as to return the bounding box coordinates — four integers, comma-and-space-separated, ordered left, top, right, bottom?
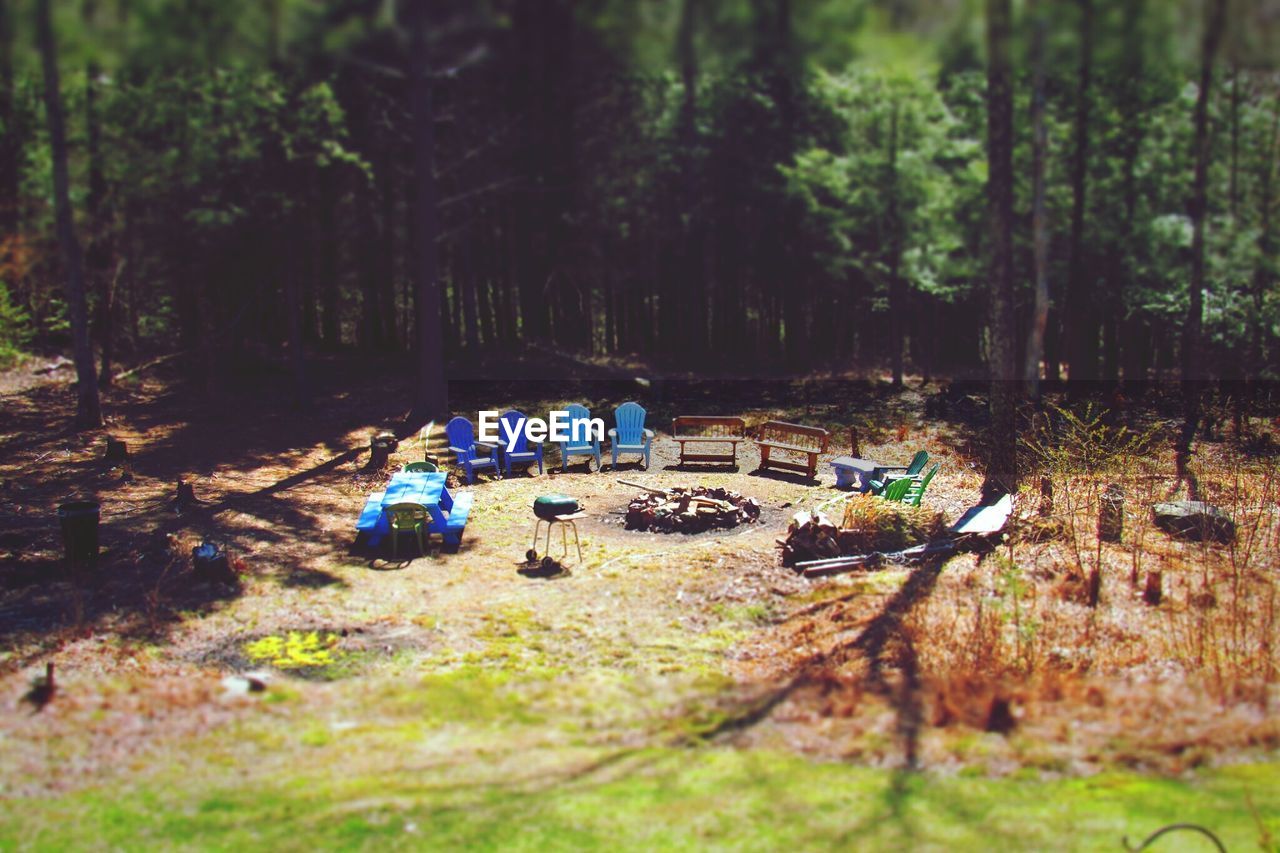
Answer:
676, 0, 705, 358
408, 8, 448, 422
1065, 0, 1097, 385
318, 173, 341, 348
37, 0, 101, 428
1229, 65, 1239, 220
1179, 0, 1228, 497
84, 2, 114, 387
1116, 0, 1147, 391
1024, 0, 1050, 398
358, 175, 385, 352
983, 0, 1018, 498
0, 0, 17, 236
462, 240, 480, 351
1253, 100, 1278, 383
888, 101, 904, 388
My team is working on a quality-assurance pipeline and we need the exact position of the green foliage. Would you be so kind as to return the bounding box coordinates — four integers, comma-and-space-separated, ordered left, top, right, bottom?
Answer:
245, 630, 341, 670
1022, 404, 1159, 480
783, 67, 983, 306
2, 749, 1276, 850
0, 281, 33, 366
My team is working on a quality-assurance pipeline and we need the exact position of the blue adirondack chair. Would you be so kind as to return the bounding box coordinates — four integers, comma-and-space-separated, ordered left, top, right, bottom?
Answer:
445, 416, 499, 484
500, 409, 545, 477
609, 401, 653, 469
558, 403, 602, 472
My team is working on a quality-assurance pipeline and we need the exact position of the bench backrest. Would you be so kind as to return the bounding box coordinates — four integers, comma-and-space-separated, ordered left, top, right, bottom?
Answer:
672, 416, 745, 438
757, 420, 830, 452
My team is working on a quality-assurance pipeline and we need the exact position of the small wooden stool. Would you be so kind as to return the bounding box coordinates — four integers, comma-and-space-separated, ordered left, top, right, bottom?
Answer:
530, 512, 585, 564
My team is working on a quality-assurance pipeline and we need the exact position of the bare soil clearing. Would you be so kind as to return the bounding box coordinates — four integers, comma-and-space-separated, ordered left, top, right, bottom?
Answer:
1, 361, 1277, 802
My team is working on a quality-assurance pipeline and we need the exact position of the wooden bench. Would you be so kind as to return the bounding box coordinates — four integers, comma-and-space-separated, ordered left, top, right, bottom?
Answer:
754, 421, 830, 480
672, 416, 746, 467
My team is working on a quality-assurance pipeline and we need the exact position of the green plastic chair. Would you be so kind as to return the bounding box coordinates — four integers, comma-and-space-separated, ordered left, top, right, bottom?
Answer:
870, 450, 929, 495
403, 461, 438, 473
384, 502, 428, 559
880, 476, 913, 502
903, 464, 940, 507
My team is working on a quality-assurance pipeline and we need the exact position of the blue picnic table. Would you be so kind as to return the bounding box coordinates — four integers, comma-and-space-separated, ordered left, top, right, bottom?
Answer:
355, 471, 475, 550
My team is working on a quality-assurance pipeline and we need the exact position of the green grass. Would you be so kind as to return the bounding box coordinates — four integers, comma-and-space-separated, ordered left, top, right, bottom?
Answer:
3, 751, 1275, 851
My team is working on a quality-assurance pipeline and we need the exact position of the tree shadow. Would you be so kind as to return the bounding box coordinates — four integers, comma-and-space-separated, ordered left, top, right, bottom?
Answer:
699, 554, 948, 772
747, 467, 819, 486
278, 566, 348, 587
664, 462, 741, 474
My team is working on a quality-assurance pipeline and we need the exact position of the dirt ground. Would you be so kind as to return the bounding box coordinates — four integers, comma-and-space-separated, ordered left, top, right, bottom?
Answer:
2, 358, 1278, 802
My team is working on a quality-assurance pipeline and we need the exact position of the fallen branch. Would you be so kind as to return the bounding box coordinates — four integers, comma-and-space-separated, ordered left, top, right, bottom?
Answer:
616, 479, 666, 495
113, 350, 188, 384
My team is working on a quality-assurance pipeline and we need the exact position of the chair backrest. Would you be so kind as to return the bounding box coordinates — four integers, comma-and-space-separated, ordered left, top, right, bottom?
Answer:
445, 417, 477, 457
385, 502, 427, 526
905, 451, 929, 476
614, 401, 647, 445
403, 461, 437, 473
563, 403, 596, 449
905, 464, 940, 507
500, 410, 531, 454
882, 476, 913, 503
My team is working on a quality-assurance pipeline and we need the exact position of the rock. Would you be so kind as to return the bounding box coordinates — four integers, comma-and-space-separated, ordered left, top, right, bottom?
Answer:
221, 672, 270, 695
1151, 501, 1235, 543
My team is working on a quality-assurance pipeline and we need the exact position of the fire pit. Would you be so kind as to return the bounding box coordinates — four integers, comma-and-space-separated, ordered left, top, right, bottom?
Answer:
624, 484, 761, 534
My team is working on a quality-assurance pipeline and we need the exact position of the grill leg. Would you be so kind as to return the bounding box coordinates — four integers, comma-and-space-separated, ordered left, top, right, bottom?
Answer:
569, 521, 582, 562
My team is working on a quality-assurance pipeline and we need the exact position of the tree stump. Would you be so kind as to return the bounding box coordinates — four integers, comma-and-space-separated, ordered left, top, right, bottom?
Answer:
1097, 483, 1124, 543
175, 479, 198, 513
192, 542, 234, 583
1037, 476, 1054, 517
985, 696, 1016, 734
1143, 571, 1163, 606
1086, 567, 1102, 607
368, 432, 397, 470
104, 436, 129, 464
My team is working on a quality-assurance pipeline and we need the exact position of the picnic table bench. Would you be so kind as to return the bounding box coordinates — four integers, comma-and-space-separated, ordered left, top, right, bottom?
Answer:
754, 421, 830, 480
355, 471, 474, 551
672, 416, 746, 467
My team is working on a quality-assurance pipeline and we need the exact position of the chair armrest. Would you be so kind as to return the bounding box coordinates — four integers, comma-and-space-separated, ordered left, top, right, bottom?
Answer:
607, 428, 617, 439
643, 429, 655, 439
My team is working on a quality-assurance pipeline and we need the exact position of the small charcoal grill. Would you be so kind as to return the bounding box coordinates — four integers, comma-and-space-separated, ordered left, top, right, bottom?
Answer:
526, 495, 585, 566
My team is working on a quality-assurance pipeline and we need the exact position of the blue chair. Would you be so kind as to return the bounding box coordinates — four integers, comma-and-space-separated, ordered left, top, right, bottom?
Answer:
609, 401, 653, 469
500, 409, 544, 477
445, 416, 499, 484
558, 403, 602, 472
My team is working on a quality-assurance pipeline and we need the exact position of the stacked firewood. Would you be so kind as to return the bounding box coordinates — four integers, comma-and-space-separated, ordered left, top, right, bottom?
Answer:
778, 511, 845, 565
625, 486, 761, 533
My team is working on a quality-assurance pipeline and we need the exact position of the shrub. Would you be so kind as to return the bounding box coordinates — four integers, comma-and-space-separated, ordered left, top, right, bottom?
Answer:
838, 494, 947, 554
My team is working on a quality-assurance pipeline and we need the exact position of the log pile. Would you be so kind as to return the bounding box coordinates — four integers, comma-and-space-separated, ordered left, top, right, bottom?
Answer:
778, 511, 844, 565
625, 485, 761, 533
